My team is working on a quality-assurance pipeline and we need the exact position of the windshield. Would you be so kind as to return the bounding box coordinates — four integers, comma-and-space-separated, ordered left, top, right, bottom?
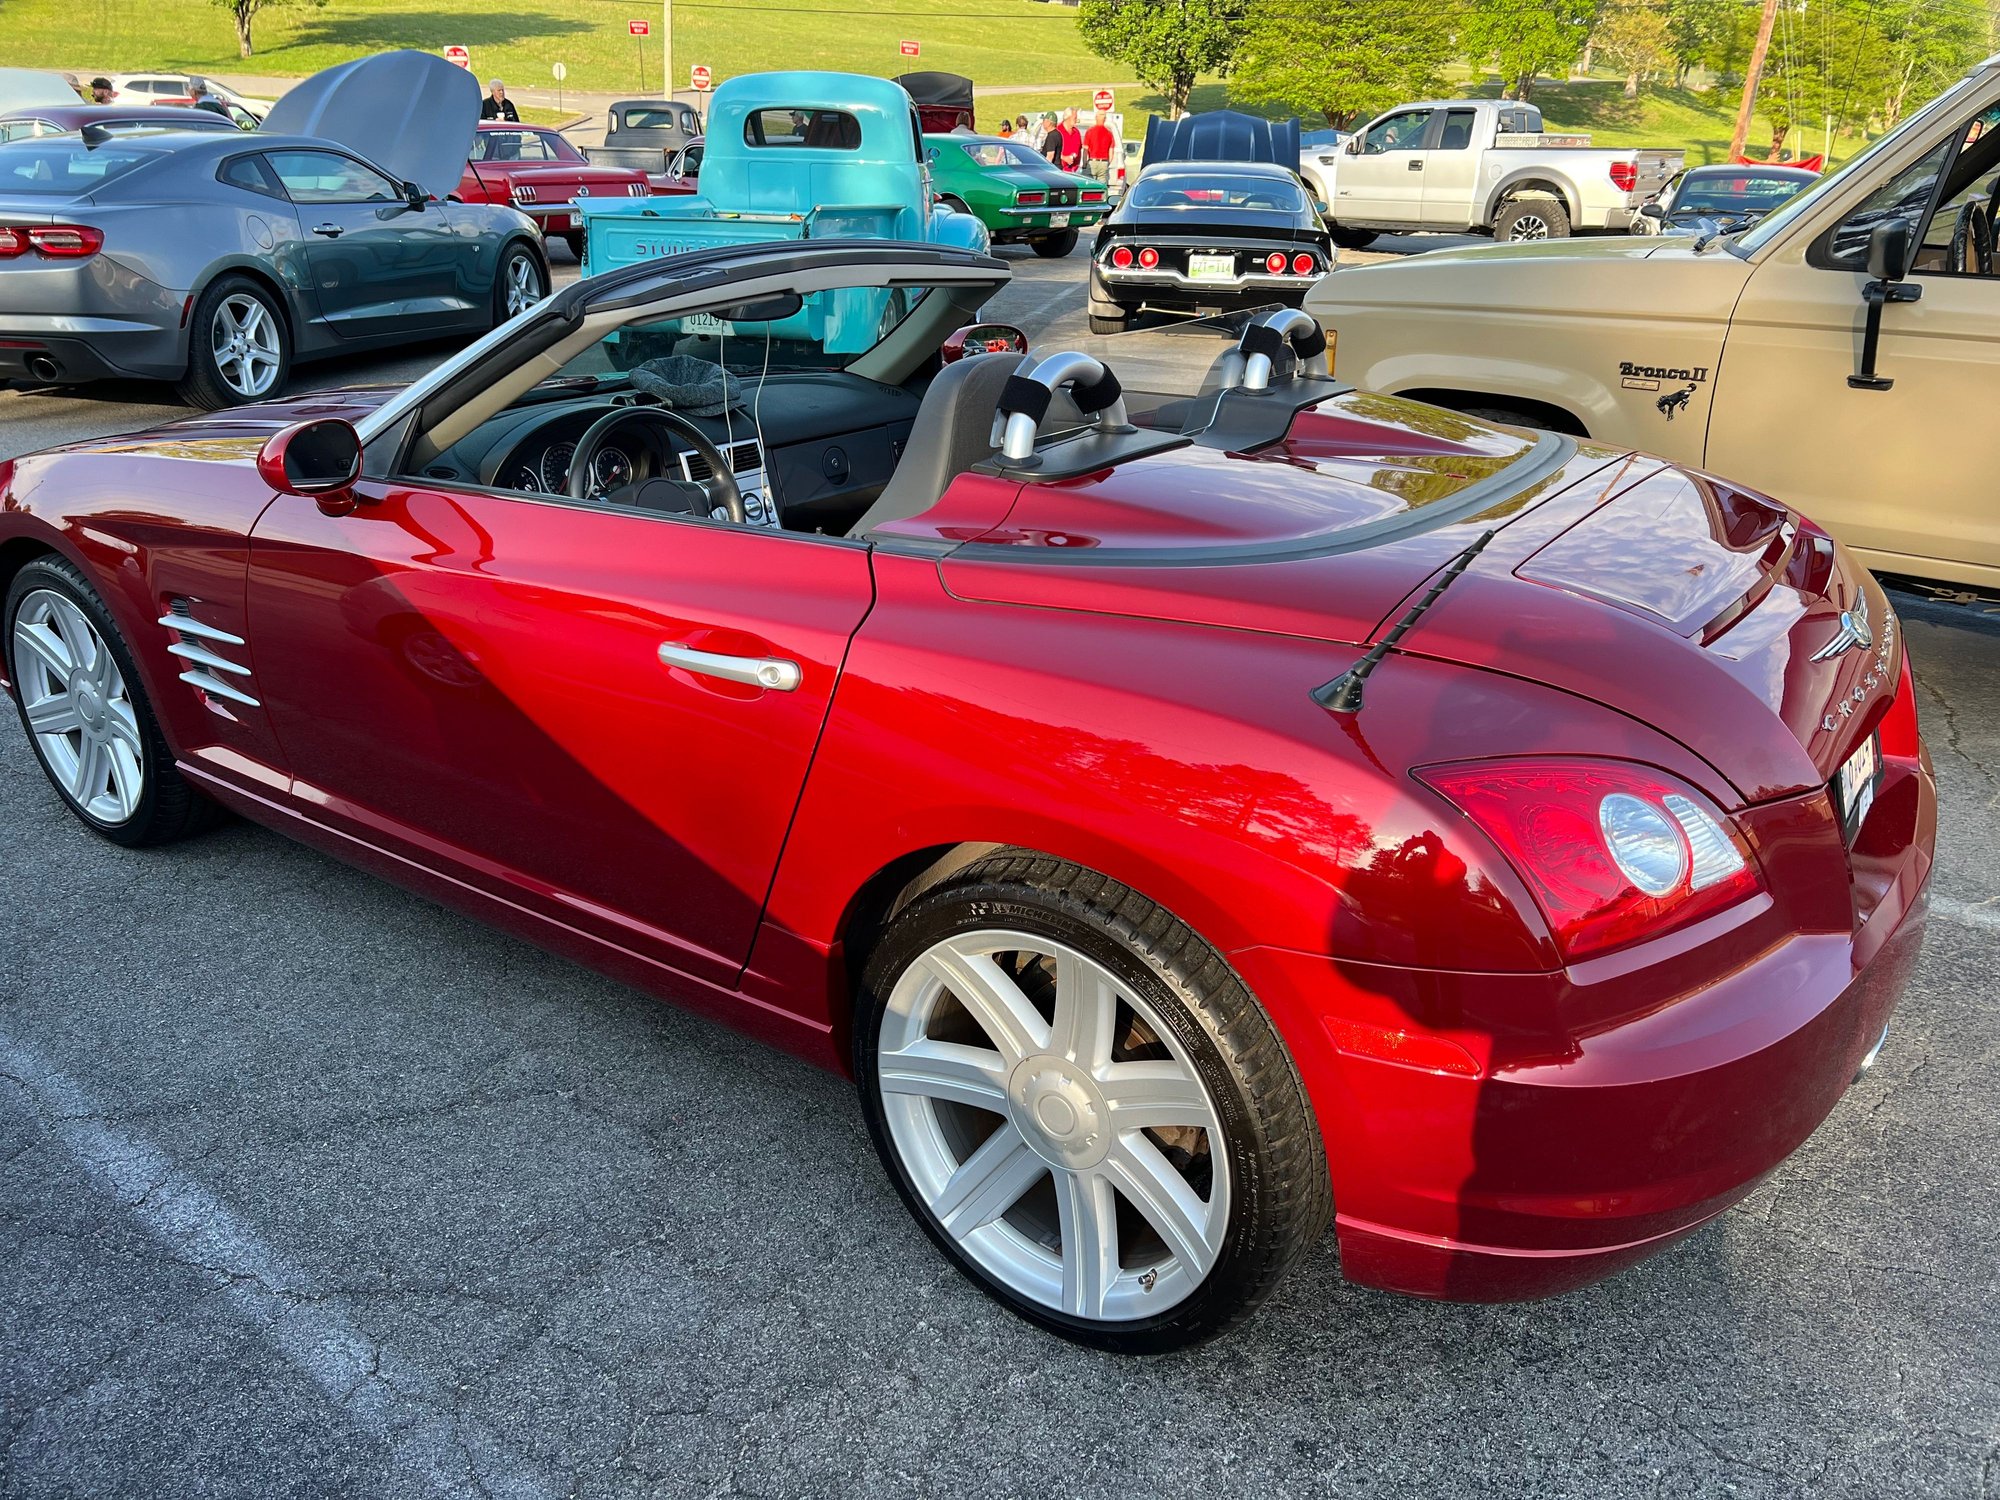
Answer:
0, 139, 158, 195
960, 139, 1046, 169
1734, 68, 1989, 255
1129, 173, 1308, 213
1675, 172, 1812, 215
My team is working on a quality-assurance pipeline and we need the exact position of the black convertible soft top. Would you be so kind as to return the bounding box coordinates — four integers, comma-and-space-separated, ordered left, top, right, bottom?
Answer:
1141, 110, 1301, 171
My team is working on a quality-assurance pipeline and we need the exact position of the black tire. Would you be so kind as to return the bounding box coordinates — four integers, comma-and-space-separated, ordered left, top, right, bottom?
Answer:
562, 230, 586, 263
854, 851, 1331, 1353
1493, 196, 1571, 242
492, 240, 549, 327
1327, 224, 1378, 250
3, 555, 223, 847
174, 274, 290, 410
1086, 267, 1129, 335
1031, 228, 1079, 258
941, 196, 973, 217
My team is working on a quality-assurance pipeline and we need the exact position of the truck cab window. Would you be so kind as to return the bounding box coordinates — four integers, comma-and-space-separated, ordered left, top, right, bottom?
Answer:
1362, 110, 1431, 155
1438, 110, 1476, 152
1914, 106, 2000, 277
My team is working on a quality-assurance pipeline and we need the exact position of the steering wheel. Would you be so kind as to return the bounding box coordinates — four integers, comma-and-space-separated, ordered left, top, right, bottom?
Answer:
567, 406, 746, 524
1949, 200, 1994, 275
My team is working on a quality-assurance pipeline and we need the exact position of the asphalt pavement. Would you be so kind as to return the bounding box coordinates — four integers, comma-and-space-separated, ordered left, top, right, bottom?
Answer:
2, 237, 1997, 1499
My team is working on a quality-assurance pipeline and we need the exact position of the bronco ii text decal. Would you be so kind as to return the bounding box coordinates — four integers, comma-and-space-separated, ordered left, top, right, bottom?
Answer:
1618, 361, 1711, 420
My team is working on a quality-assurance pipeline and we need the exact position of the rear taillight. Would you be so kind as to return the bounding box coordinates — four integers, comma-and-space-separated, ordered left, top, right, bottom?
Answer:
1136, 246, 1159, 269
1264, 251, 1287, 273
0, 225, 103, 259
1610, 161, 1639, 193
1016, 190, 1046, 206
1110, 245, 1133, 268
1878, 649, 1920, 759
511, 183, 537, 203
1291, 252, 1316, 274
1081, 188, 1105, 203
627, 182, 648, 197
1416, 758, 1761, 962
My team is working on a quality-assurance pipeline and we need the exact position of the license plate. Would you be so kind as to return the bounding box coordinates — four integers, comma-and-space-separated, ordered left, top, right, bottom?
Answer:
1188, 253, 1234, 281
1049, 212, 1070, 228
1833, 731, 1881, 842
683, 311, 730, 335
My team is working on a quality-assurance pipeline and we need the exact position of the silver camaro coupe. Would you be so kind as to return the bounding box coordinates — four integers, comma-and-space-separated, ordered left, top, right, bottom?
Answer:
0, 52, 551, 408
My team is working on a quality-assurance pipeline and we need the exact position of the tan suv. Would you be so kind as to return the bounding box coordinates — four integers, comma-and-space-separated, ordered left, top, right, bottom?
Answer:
1304, 58, 2000, 593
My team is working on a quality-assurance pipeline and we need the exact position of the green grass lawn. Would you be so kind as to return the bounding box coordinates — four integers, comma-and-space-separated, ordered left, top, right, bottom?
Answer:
2, 0, 1106, 95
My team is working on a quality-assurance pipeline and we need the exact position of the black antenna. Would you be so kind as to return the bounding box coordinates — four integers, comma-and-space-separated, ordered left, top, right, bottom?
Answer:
1312, 528, 1497, 715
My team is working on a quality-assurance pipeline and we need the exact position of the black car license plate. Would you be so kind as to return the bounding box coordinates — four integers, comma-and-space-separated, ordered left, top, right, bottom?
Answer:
1831, 731, 1882, 843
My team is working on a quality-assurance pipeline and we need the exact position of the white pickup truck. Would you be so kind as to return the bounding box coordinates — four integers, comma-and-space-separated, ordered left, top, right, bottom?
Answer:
1310, 99, 1681, 246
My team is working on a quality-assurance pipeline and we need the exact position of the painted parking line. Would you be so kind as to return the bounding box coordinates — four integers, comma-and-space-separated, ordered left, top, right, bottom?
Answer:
0, 1034, 558, 1500
1932, 895, 2000, 933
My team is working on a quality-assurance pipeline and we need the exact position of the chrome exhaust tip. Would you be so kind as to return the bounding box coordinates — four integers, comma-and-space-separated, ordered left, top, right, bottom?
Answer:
1853, 1025, 1889, 1082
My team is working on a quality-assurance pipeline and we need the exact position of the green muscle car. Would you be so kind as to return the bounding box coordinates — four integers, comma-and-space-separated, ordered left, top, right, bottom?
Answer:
922, 132, 1108, 256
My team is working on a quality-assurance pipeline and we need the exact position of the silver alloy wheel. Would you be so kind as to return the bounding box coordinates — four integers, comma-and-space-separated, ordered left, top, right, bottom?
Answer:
211, 292, 282, 397
1507, 212, 1552, 241
878, 930, 1231, 1322
11, 589, 145, 825
504, 253, 542, 318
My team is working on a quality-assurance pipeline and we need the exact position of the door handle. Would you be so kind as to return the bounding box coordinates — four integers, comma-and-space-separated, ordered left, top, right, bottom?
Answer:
1407, 160, 1424, 171
658, 641, 801, 691
311, 223, 344, 237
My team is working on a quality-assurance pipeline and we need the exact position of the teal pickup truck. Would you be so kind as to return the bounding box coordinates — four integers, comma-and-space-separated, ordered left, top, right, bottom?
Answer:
575, 71, 989, 350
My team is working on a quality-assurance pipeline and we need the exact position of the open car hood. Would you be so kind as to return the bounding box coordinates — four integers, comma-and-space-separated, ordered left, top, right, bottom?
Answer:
0, 69, 83, 116
265, 50, 481, 202
1142, 110, 1300, 170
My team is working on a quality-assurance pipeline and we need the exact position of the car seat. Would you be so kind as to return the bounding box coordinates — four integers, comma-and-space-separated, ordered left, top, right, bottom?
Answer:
852, 353, 1025, 534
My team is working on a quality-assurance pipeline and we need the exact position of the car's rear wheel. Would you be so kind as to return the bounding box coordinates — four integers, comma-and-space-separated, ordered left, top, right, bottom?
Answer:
1328, 224, 1378, 250
1031, 228, 1079, 258
3, 556, 220, 847
494, 242, 548, 325
1086, 267, 1129, 336
562, 230, 586, 263
1495, 196, 1571, 241
855, 852, 1330, 1352
176, 275, 289, 409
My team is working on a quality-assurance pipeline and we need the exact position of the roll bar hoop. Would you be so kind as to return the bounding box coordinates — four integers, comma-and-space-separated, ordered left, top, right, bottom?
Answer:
991, 351, 1130, 461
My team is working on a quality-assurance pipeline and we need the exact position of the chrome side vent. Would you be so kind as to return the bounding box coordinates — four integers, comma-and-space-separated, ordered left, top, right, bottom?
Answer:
159, 603, 260, 709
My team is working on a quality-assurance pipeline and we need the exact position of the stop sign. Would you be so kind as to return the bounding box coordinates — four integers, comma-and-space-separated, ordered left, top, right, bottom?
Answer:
1093, 88, 1114, 113
691, 64, 712, 91
443, 45, 470, 69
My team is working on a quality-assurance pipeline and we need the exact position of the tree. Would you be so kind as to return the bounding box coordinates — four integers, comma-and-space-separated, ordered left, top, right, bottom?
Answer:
1233, 0, 1457, 127
1662, 0, 1736, 85
1077, 0, 1251, 117
1593, 0, 1673, 97
212, 0, 322, 58
1459, 0, 1601, 101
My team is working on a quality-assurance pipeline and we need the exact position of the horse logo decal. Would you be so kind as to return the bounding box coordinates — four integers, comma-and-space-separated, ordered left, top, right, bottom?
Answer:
1656, 383, 1698, 421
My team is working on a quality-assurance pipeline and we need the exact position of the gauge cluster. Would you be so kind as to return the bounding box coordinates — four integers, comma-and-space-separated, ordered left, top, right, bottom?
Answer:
507, 440, 641, 495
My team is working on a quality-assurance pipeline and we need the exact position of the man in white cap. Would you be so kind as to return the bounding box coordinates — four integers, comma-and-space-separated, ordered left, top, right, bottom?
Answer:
480, 79, 519, 122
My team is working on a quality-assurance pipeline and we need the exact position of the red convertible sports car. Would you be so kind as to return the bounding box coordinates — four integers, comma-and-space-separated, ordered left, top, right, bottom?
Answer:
0, 242, 1934, 1351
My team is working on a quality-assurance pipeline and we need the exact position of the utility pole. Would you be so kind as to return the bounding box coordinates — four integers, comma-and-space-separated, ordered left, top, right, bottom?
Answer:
1729, 0, 1782, 161
663, 0, 673, 100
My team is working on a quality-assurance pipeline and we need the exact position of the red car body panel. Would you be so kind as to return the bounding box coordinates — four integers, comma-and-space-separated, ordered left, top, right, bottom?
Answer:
455, 124, 660, 236
0, 381, 1935, 1303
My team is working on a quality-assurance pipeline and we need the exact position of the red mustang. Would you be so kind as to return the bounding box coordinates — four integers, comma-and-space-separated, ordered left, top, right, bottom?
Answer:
455, 122, 656, 260
0, 243, 1933, 1351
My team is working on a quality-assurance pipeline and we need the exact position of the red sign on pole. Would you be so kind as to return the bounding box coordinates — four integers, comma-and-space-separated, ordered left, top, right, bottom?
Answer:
442, 45, 471, 69
1093, 88, 1115, 113
898, 39, 920, 56
691, 64, 712, 91
628, 19, 650, 35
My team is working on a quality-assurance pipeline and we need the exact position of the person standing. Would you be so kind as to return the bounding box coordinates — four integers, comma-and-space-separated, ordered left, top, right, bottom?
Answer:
1056, 108, 1085, 174
87, 77, 115, 104
480, 80, 519, 122
1082, 109, 1115, 185
1037, 112, 1061, 163
996, 118, 1013, 138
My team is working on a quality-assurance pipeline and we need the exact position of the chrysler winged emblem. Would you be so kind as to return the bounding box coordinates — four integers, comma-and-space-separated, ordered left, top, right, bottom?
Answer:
1809, 592, 1874, 663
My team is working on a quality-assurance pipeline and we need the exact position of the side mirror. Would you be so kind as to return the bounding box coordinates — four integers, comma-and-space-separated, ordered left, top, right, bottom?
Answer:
942, 323, 1030, 363
1639, 202, 1665, 222
1345, 136, 1363, 155
1866, 220, 1911, 283
401, 180, 427, 211
257, 418, 362, 508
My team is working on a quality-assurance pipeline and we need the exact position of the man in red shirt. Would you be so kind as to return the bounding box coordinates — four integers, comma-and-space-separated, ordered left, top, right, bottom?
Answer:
1082, 110, 1116, 186
1056, 108, 1085, 174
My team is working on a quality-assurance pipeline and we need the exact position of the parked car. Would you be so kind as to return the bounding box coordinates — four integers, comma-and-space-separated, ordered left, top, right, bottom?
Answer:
0, 103, 243, 143
0, 50, 548, 408
1089, 117, 1332, 333
148, 95, 262, 131
1633, 162, 1819, 235
582, 97, 703, 183
111, 74, 273, 121
925, 131, 1107, 256
1314, 98, 1681, 246
456, 122, 655, 260
1303, 56, 2000, 593
1296, 130, 1348, 206
576, 71, 986, 308
895, 70, 976, 133
0, 240, 1932, 1351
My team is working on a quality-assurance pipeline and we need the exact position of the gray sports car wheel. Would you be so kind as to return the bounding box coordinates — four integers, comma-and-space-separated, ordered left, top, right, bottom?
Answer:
176, 276, 289, 409
495, 243, 548, 325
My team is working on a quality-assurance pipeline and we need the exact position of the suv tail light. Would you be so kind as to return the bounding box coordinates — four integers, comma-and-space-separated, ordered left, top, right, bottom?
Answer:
0, 224, 104, 259
1610, 161, 1639, 193
1416, 758, 1761, 961
1016, 190, 1046, 206
1136, 246, 1159, 269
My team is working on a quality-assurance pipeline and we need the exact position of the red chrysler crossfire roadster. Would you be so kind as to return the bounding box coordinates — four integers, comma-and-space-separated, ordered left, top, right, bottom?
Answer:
0, 242, 1934, 1351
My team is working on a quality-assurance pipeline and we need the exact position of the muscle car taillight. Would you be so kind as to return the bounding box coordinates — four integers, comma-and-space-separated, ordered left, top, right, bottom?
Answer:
628, 182, 648, 196
1291, 252, 1316, 274
1610, 160, 1639, 193
0, 224, 103, 259
511, 183, 538, 203
1265, 252, 1287, 273
1111, 245, 1133, 268
1016, 191, 1046, 206
1081, 188, 1105, 203
1136, 247, 1158, 268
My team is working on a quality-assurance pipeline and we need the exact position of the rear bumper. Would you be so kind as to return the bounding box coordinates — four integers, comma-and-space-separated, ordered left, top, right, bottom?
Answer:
0, 313, 188, 385
1233, 760, 1936, 1301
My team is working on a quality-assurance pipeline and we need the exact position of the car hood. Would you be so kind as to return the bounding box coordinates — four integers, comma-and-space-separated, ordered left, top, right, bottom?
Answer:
265, 50, 482, 202
918, 392, 1877, 802
48, 386, 404, 461
1306, 235, 1755, 322
0, 69, 81, 115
